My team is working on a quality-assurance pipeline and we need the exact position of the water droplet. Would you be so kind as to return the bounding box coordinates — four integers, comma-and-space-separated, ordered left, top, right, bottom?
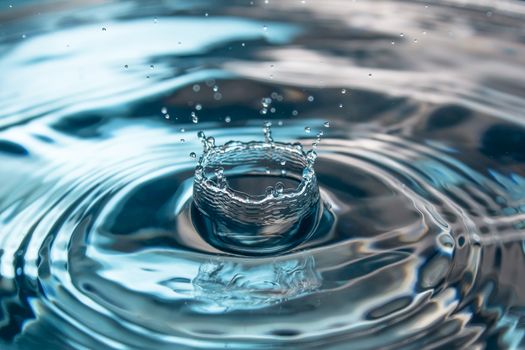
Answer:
292, 110, 299, 116
307, 96, 314, 102
324, 121, 330, 128
180, 138, 185, 143
265, 186, 274, 197
180, 128, 185, 133
193, 84, 201, 92
280, 160, 287, 166
225, 116, 231, 123
190, 152, 197, 158
102, 27, 107, 31
164, 114, 170, 119
263, 121, 274, 143
124, 64, 128, 69
339, 103, 344, 108
161, 107, 167, 114
191, 112, 199, 124
304, 127, 311, 133
261, 97, 272, 108
274, 182, 284, 196
213, 85, 219, 92
195, 104, 202, 111
341, 89, 346, 94
263, 25, 268, 32
153, 17, 158, 24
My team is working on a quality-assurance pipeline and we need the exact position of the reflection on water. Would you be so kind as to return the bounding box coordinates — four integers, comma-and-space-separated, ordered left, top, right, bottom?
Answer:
0, 0, 525, 349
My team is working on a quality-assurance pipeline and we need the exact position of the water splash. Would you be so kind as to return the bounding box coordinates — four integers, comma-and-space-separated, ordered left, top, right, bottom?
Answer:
192, 123, 322, 255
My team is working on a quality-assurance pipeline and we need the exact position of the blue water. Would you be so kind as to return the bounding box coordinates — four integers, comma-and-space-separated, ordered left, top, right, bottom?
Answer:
1, 1, 525, 349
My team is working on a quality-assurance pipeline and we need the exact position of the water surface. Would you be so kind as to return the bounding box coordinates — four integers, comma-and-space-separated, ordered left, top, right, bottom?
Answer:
0, 0, 525, 349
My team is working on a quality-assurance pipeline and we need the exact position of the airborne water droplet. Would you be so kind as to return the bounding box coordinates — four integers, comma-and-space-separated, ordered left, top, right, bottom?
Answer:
192, 112, 199, 124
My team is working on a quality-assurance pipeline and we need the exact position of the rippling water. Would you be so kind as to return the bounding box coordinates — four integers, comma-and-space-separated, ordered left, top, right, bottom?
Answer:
1, 0, 525, 349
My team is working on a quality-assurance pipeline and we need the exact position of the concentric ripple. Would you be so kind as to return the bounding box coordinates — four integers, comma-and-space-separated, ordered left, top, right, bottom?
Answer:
0, 0, 525, 349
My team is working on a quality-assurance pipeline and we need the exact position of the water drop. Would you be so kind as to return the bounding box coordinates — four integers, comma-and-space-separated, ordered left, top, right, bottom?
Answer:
193, 84, 201, 92
341, 89, 346, 94
124, 64, 128, 69
263, 121, 274, 143
274, 182, 284, 197
161, 107, 167, 114
324, 121, 330, 128
225, 116, 231, 123
304, 127, 311, 133
102, 27, 107, 31
190, 152, 197, 158
307, 96, 314, 102
191, 112, 199, 124
195, 104, 202, 111
180, 128, 185, 133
